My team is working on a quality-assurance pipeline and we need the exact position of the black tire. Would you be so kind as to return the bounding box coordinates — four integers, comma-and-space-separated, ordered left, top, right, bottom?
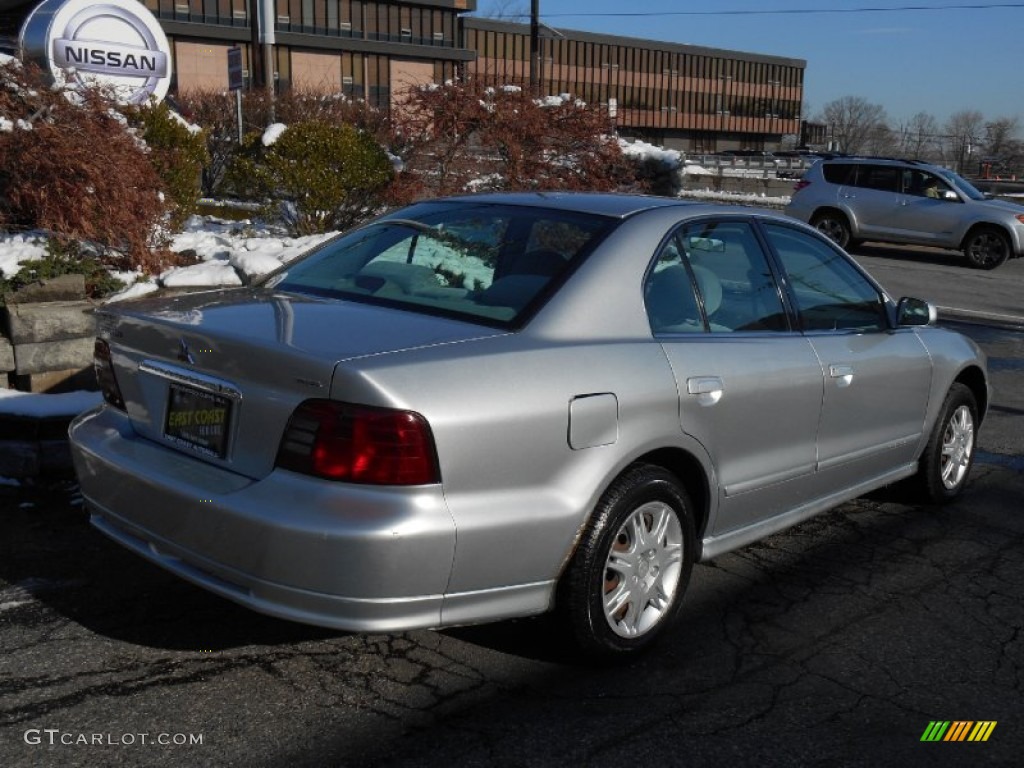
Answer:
963, 227, 1010, 269
911, 383, 978, 503
810, 211, 855, 250
559, 464, 696, 661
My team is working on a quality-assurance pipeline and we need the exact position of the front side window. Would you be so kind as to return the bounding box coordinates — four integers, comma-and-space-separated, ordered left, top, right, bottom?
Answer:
763, 223, 887, 332
645, 219, 788, 334
903, 169, 952, 199
266, 203, 615, 328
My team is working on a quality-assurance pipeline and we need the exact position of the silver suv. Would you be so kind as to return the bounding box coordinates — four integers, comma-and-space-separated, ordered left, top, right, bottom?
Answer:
785, 157, 1024, 269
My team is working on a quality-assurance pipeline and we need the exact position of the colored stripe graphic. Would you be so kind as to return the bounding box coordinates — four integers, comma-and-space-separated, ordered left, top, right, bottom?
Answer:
968, 722, 997, 742
920, 721, 997, 742
921, 721, 950, 741
945, 721, 973, 741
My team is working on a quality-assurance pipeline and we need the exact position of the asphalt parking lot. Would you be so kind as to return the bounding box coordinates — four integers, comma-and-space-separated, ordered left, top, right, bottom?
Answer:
851, 241, 1024, 329
0, 245, 1022, 768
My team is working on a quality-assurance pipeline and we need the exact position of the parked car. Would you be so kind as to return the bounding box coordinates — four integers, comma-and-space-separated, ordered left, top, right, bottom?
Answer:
785, 156, 1024, 269
69, 193, 988, 660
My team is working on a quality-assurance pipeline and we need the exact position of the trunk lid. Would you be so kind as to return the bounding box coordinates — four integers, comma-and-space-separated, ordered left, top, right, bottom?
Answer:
99, 288, 504, 479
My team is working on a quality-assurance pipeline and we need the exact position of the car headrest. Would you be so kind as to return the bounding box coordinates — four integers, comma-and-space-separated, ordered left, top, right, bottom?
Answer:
691, 264, 722, 316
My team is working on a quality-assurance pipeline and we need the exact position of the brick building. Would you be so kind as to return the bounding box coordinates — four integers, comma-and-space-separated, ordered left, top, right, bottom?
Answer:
1, 0, 806, 150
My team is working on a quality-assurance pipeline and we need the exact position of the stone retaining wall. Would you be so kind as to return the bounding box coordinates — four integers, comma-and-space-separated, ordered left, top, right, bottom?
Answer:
1, 274, 98, 393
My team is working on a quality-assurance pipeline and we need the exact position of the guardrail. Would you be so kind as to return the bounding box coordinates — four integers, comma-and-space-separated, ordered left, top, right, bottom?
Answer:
687, 154, 814, 180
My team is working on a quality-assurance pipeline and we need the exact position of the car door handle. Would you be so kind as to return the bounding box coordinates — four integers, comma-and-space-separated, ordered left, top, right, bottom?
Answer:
687, 376, 724, 405
829, 364, 854, 387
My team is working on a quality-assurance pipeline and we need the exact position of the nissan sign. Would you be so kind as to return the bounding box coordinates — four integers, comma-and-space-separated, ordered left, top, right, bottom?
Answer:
19, 0, 173, 105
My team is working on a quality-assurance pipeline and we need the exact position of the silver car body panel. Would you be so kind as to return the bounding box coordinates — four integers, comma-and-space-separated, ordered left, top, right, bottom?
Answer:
69, 195, 988, 633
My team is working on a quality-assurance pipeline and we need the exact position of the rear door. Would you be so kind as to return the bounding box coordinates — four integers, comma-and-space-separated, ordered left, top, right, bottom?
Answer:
646, 217, 824, 536
841, 164, 903, 238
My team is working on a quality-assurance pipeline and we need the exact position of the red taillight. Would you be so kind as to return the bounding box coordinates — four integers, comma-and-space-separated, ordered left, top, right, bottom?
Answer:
793, 179, 811, 193
276, 400, 440, 486
94, 339, 125, 410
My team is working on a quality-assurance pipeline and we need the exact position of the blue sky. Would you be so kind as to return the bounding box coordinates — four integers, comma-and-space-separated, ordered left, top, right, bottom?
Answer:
472, 1, 1023, 128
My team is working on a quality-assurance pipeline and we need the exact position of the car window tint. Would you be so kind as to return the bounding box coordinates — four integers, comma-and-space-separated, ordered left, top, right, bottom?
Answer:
855, 165, 899, 192
645, 235, 705, 333
763, 223, 887, 332
646, 220, 788, 334
269, 203, 614, 328
822, 163, 855, 184
903, 169, 950, 198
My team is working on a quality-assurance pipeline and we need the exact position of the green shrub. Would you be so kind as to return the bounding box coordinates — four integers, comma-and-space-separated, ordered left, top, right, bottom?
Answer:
126, 101, 209, 230
0, 238, 126, 304
227, 120, 394, 235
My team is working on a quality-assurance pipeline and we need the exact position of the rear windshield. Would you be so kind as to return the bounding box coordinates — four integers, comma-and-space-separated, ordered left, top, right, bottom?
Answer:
265, 202, 616, 328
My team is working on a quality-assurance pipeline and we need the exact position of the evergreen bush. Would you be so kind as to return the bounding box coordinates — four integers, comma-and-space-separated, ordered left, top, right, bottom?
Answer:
125, 101, 209, 230
227, 120, 394, 235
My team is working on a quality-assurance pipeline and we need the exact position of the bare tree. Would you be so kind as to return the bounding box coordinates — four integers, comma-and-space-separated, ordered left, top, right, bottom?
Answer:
480, 1, 528, 20
897, 111, 941, 161
982, 116, 1023, 177
819, 96, 889, 155
864, 123, 896, 156
945, 110, 985, 174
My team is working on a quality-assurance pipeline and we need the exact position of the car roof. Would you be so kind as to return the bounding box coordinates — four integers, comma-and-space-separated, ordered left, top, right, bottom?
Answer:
429, 191, 701, 219
819, 155, 939, 170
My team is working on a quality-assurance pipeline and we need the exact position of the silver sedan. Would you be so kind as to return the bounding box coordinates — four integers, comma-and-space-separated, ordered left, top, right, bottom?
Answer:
69, 193, 987, 660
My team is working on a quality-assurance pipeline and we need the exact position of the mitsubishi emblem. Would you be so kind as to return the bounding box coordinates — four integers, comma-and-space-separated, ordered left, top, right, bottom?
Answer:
177, 338, 195, 365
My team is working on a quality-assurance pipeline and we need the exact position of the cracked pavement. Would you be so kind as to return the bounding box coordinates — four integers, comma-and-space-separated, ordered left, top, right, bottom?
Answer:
1, 321, 1021, 768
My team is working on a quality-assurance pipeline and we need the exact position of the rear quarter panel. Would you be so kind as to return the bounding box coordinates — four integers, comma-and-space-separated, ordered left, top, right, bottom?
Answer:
337, 333, 702, 595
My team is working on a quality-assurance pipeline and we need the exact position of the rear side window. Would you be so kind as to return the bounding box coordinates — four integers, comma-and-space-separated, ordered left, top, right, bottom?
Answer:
822, 163, 855, 184
645, 220, 788, 334
854, 165, 900, 192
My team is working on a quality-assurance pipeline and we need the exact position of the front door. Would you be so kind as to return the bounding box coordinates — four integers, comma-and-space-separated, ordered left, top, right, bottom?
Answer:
760, 221, 933, 486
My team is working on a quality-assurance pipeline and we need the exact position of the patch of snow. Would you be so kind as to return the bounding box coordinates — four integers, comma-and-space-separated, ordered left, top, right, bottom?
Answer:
0, 233, 47, 278
536, 93, 585, 108
105, 280, 160, 303
619, 138, 682, 170
262, 122, 288, 146
160, 261, 243, 288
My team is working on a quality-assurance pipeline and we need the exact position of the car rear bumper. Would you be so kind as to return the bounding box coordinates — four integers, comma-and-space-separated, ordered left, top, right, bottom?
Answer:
69, 406, 459, 632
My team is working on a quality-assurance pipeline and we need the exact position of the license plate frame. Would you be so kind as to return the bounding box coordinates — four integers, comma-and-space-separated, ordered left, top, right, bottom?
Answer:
164, 383, 233, 459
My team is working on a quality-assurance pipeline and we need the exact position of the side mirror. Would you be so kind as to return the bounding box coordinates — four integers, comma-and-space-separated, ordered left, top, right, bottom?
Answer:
941, 189, 960, 201
896, 296, 937, 327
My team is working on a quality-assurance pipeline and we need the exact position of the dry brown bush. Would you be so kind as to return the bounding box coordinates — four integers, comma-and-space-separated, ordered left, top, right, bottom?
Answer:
390, 79, 642, 198
0, 62, 178, 272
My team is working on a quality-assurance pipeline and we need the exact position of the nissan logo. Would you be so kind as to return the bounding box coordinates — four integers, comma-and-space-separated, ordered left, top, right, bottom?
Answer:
19, 0, 173, 105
